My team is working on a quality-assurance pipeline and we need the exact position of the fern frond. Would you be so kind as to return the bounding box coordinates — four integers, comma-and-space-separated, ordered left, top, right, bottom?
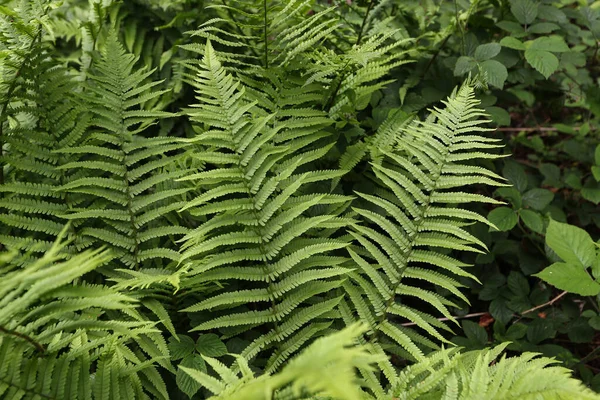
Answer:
55, 30, 190, 269
180, 41, 351, 366
344, 82, 505, 361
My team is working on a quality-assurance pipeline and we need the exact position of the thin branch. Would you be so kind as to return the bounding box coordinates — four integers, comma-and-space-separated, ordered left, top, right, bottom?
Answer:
400, 312, 488, 327
521, 291, 568, 315
497, 126, 586, 132
0, 325, 46, 354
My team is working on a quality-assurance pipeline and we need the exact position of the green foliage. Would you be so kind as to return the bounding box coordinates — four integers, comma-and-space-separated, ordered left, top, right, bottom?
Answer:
0, 0, 599, 399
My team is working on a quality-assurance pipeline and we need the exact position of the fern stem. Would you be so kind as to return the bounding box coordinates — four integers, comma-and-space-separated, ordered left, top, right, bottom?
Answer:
324, 0, 374, 113
0, 325, 46, 354
453, 0, 466, 55
355, 0, 374, 46
371, 100, 465, 344
263, 0, 269, 68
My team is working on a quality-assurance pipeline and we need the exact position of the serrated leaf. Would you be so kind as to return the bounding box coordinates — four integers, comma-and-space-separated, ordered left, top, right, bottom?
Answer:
484, 106, 511, 126
520, 209, 544, 234
454, 56, 477, 76
488, 207, 518, 231
529, 36, 570, 53
177, 354, 206, 399
582, 188, 600, 205
525, 49, 559, 79
535, 262, 600, 296
529, 22, 560, 33
480, 60, 508, 89
500, 37, 526, 50
497, 21, 527, 36
508, 271, 530, 297
546, 219, 596, 268
511, 0, 538, 25
474, 43, 501, 61
503, 162, 528, 192
168, 335, 196, 360
522, 188, 554, 210
196, 334, 228, 357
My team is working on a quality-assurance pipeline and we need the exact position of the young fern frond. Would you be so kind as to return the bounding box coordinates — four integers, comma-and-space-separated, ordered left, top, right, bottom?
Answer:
389, 343, 600, 400
180, 323, 382, 400
56, 31, 190, 269
343, 82, 508, 362
179, 41, 351, 368
0, 229, 170, 400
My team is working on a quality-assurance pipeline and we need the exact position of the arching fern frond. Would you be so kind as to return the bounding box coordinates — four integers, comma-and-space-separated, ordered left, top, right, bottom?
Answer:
179, 41, 352, 368
0, 228, 170, 400
180, 323, 382, 400
389, 343, 600, 400
343, 82, 508, 362
56, 30, 191, 269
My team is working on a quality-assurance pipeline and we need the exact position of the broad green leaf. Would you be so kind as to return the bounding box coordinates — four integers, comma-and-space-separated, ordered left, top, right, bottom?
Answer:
529, 36, 570, 52
525, 49, 559, 79
462, 320, 488, 347
539, 164, 561, 187
546, 219, 596, 268
593, 254, 600, 280
595, 145, 600, 165
582, 188, 600, 205
168, 335, 196, 360
529, 22, 560, 33
497, 21, 527, 37
508, 271, 530, 297
484, 106, 511, 126
496, 187, 522, 208
488, 207, 518, 231
503, 162, 528, 192
177, 354, 206, 399
592, 166, 600, 182
474, 43, 501, 61
454, 56, 477, 76
500, 37, 526, 51
537, 5, 567, 23
522, 188, 554, 210
196, 334, 228, 357
526, 318, 555, 344
480, 60, 508, 89
520, 209, 544, 234
511, 0, 538, 25
535, 262, 600, 296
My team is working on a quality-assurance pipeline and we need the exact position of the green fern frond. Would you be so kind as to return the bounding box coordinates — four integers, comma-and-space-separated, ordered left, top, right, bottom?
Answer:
389, 344, 600, 400
343, 82, 505, 361
0, 229, 170, 400
181, 323, 383, 400
179, 41, 351, 366
55, 30, 190, 269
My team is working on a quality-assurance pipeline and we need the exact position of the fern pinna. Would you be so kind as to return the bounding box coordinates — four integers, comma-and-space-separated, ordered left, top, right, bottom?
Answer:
178, 41, 352, 371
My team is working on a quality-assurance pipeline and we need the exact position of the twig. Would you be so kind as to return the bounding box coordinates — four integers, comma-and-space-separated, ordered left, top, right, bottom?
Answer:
497, 127, 580, 132
0, 325, 46, 354
521, 291, 568, 315
400, 312, 488, 327
401, 292, 569, 328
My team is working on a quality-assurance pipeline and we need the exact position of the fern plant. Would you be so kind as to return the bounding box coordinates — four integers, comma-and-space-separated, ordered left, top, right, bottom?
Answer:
340, 81, 508, 363
178, 40, 351, 370
1, 1, 599, 400
56, 30, 190, 270
0, 228, 171, 400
